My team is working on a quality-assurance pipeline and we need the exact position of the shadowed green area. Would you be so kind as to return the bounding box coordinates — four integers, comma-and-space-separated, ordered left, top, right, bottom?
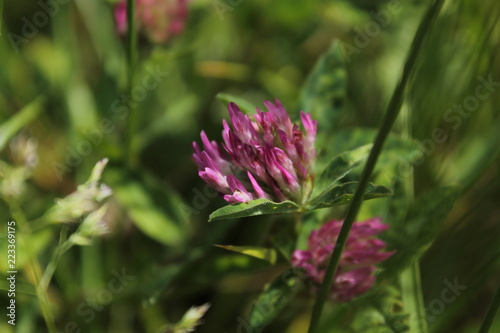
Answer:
0, 0, 499, 332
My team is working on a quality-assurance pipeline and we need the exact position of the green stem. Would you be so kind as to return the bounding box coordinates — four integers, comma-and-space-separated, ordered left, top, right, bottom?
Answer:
479, 284, 500, 333
306, 1, 445, 332
29, 216, 52, 232
125, 0, 138, 167
399, 90, 427, 333
9, 203, 57, 333
35, 227, 73, 329
400, 262, 428, 333
38, 239, 74, 296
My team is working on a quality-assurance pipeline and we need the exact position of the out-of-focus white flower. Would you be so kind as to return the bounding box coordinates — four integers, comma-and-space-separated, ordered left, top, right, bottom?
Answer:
160, 303, 210, 333
45, 159, 113, 224
70, 204, 110, 246
0, 161, 31, 200
9, 134, 39, 168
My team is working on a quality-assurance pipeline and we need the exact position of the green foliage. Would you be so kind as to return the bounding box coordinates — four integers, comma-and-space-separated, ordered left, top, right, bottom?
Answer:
310, 181, 392, 209
0, 95, 44, 151
322, 128, 422, 175
382, 186, 461, 277
214, 245, 277, 264
313, 144, 372, 197
299, 40, 346, 132
216, 93, 258, 115
209, 199, 301, 221
316, 286, 410, 333
106, 167, 185, 246
271, 235, 295, 261
191, 254, 271, 281
350, 287, 410, 333
247, 269, 302, 332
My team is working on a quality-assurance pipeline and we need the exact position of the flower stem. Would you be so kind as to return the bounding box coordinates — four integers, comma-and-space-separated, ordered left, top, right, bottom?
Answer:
306, 1, 445, 332
9, 203, 57, 333
38, 239, 74, 297
29, 216, 53, 232
125, 0, 138, 167
38, 226, 73, 294
400, 261, 428, 333
399, 91, 427, 333
479, 284, 500, 333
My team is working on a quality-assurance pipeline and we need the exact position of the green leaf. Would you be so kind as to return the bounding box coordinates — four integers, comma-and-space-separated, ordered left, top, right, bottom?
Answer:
299, 40, 346, 132
314, 144, 372, 196
405, 186, 460, 252
0, 95, 45, 151
443, 116, 500, 190
308, 182, 392, 210
188, 254, 271, 285
66, 80, 100, 139
369, 287, 410, 333
317, 286, 409, 332
142, 250, 207, 305
74, 0, 124, 79
209, 199, 300, 222
248, 269, 302, 332
215, 245, 277, 264
382, 186, 460, 276
105, 168, 184, 246
216, 93, 258, 114
322, 128, 421, 172
348, 286, 410, 333
208, 183, 391, 221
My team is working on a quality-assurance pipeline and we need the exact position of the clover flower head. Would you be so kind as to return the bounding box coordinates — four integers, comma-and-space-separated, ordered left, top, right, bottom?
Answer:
114, 0, 188, 44
291, 218, 394, 302
193, 99, 317, 204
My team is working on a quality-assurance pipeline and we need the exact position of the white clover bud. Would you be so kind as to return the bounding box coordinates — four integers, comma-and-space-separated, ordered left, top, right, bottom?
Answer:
70, 204, 110, 246
160, 303, 210, 333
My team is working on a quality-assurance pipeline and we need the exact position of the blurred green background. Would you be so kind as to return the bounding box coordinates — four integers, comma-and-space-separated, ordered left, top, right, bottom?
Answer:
0, 0, 499, 332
